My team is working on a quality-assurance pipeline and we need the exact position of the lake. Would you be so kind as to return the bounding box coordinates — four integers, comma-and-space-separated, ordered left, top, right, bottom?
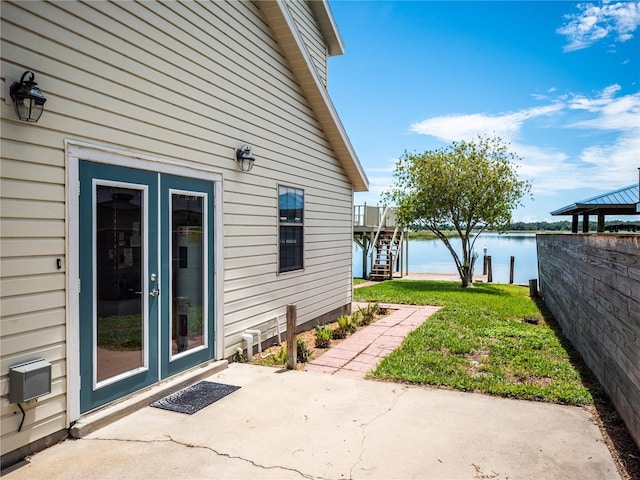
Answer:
353, 232, 538, 285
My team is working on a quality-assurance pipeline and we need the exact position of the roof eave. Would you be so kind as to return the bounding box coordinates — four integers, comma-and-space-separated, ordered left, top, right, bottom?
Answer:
308, 0, 345, 56
257, 0, 368, 192
551, 204, 638, 216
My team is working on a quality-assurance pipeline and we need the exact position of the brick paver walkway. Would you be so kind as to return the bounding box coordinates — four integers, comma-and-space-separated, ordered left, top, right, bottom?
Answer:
303, 303, 441, 378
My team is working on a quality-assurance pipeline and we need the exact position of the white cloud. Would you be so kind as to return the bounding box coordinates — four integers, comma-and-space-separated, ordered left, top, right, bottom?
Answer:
558, 1, 640, 52
579, 131, 640, 181
408, 104, 563, 143
518, 89, 639, 192
407, 86, 640, 197
568, 89, 640, 131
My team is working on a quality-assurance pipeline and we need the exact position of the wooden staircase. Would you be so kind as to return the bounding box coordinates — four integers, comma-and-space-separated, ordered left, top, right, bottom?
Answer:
369, 227, 403, 281
354, 205, 407, 281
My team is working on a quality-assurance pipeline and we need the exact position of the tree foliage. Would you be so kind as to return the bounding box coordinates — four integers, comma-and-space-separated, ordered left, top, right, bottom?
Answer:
384, 135, 531, 287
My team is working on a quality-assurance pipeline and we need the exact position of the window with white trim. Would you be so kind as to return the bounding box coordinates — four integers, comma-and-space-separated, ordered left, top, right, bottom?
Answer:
278, 185, 304, 273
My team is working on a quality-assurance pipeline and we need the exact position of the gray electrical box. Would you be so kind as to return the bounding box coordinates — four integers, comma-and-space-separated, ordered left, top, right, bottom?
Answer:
9, 359, 52, 404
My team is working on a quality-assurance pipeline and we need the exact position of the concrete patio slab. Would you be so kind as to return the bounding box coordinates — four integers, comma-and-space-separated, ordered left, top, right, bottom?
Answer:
3, 363, 620, 480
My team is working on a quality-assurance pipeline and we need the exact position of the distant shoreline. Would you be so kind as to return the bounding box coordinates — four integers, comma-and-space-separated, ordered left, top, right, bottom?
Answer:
407, 230, 553, 240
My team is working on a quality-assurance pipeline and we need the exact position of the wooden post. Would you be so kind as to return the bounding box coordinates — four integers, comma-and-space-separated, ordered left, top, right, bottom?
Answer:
487, 256, 493, 283
405, 234, 409, 276
362, 236, 368, 279
482, 247, 488, 275
529, 279, 538, 298
582, 214, 590, 233
572, 215, 578, 233
286, 304, 297, 370
509, 256, 515, 284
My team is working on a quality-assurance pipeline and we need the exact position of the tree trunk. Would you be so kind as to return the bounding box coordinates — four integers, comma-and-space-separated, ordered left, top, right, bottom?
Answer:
459, 264, 472, 287
458, 249, 477, 288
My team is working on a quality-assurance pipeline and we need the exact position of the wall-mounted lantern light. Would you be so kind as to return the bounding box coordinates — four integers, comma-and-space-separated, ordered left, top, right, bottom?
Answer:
236, 145, 256, 172
10, 71, 47, 123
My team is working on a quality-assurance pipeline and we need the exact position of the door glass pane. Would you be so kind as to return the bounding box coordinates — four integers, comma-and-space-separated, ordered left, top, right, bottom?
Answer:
171, 194, 204, 355
96, 186, 144, 382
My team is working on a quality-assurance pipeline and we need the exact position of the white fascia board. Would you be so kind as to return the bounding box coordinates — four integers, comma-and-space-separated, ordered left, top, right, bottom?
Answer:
260, 0, 368, 192
309, 0, 345, 56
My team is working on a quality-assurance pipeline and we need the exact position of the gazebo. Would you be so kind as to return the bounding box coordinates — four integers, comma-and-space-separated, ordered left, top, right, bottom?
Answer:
550, 182, 640, 233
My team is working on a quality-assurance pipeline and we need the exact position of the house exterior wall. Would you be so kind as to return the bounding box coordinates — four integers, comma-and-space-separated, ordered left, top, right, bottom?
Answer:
1, 0, 356, 460
288, 0, 329, 86
537, 234, 640, 449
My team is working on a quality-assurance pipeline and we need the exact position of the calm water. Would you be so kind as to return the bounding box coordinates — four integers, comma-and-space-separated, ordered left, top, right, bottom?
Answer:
353, 232, 538, 284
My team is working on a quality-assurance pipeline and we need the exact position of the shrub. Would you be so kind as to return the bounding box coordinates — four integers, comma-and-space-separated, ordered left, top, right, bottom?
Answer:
351, 310, 362, 327
358, 302, 379, 325
315, 325, 332, 348
332, 326, 347, 340
273, 345, 287, 365
297, 337, 312, 363
333, 315, 353, 339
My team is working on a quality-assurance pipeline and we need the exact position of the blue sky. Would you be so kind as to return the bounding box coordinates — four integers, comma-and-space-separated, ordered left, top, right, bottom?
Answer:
327, 1, 640, 222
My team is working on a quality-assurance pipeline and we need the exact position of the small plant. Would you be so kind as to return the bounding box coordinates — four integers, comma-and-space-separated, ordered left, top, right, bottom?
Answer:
296, 337, 312, 363
231, 347, 246, 363
273, 345, 287, 365
351, 310, 362, 327
358, 302, 379, 325
332, 327, 346, 339
332, 326, 347, 339
333, 314, 355, 339
315, 325, 332, 348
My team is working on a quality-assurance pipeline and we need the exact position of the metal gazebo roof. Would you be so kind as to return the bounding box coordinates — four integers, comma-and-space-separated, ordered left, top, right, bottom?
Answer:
551, 184, 639, 216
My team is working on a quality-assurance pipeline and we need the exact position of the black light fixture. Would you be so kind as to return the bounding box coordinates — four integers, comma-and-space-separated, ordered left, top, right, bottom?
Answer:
235, 145, 256, 172
10, 71, 47, 123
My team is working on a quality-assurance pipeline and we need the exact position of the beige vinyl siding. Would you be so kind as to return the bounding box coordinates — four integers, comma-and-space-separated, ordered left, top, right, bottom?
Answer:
1, 0, 354, 454
287, 0, 329, 86
0, 146, 68, 454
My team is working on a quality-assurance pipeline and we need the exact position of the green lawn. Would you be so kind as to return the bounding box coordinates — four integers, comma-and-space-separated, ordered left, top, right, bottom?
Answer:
354, 280, 597, 405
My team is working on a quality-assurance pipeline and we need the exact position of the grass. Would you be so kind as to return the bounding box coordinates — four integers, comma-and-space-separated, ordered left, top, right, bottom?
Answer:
354, 280, 597, 405
98, 306, 203, 350
98, 314, 142, 349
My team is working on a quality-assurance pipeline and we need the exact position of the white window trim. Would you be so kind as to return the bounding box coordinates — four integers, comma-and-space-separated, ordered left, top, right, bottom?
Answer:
277, 184, 305, 274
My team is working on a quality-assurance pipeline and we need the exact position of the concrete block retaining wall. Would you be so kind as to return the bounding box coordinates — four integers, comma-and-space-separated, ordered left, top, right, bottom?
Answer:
537, 234, 640, 448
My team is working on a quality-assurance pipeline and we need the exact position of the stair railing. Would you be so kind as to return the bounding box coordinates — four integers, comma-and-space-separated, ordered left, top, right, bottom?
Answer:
386, 226, 401, 279
368, 206, 391, 257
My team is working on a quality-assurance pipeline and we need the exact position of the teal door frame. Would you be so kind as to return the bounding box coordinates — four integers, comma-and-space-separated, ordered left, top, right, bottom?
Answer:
78, 160, 215, 413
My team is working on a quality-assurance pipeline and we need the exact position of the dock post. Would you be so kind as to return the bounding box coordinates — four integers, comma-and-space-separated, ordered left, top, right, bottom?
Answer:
405, 235, 409, 276
482, 247, 488, 275
509, 256, 515, 284
487, 256, 493, 283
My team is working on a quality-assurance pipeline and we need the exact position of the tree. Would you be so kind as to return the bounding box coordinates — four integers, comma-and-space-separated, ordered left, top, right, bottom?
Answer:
384, 135, 531, 287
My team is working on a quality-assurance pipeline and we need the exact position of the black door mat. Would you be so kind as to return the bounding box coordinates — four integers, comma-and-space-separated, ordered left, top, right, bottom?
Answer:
150, 381, 240, 415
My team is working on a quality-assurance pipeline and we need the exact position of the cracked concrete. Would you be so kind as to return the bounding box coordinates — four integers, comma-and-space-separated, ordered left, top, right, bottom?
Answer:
85, 435, 315, 479
3, 363, 620, 479
349, 385, 410, 479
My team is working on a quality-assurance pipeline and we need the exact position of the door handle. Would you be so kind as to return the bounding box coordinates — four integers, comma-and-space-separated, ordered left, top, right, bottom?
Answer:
150, 288, 160, 297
